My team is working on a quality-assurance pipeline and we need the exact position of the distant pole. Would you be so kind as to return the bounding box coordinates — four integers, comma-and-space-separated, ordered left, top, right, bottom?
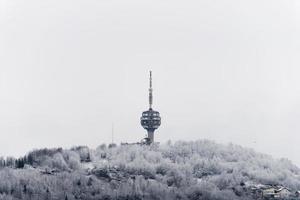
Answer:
111, 123, 114, 144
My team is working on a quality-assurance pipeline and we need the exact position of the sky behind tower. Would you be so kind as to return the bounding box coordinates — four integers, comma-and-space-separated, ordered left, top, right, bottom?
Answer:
1, 0, 300, 165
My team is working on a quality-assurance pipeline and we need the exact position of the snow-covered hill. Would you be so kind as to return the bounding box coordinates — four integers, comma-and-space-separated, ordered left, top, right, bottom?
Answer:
0, 140, 299, 200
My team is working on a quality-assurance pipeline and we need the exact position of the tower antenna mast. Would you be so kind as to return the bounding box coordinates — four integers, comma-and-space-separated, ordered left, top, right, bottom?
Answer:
149, 71, 153, 109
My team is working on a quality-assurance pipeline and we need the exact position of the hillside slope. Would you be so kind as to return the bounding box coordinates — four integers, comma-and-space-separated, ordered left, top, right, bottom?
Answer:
0, 140, 299, 200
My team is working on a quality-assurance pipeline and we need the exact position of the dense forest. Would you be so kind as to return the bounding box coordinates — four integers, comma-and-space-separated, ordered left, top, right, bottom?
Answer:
0, 140, 300, 200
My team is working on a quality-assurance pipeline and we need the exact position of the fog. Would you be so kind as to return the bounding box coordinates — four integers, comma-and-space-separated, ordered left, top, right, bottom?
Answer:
1, 0, 300, 165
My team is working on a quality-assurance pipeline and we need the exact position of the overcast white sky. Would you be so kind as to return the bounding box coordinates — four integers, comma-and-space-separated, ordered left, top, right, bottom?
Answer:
1, 0, 300, 165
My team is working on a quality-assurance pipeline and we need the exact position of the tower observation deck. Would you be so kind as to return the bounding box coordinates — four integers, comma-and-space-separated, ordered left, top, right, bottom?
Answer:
140, 71, 161, 144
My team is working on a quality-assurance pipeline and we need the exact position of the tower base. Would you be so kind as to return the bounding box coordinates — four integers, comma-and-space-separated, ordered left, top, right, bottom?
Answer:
147, 130, 154, 144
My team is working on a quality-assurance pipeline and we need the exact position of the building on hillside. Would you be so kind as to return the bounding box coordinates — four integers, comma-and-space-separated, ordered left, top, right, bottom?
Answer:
243, 182, 296, 200
262, 186, 291, 199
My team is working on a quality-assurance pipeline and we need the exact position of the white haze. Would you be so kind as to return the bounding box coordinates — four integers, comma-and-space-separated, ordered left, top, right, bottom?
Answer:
1, 0, 300, 165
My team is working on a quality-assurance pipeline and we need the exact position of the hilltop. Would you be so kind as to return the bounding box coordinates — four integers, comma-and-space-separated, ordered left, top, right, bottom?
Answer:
0, 140, 300, 200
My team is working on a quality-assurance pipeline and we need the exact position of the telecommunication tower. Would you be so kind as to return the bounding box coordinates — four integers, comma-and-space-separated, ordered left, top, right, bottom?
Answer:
140, 71, 161, 144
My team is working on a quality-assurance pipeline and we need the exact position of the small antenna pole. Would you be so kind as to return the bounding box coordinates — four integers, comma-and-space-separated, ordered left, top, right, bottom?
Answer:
111, 123, 114, 144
